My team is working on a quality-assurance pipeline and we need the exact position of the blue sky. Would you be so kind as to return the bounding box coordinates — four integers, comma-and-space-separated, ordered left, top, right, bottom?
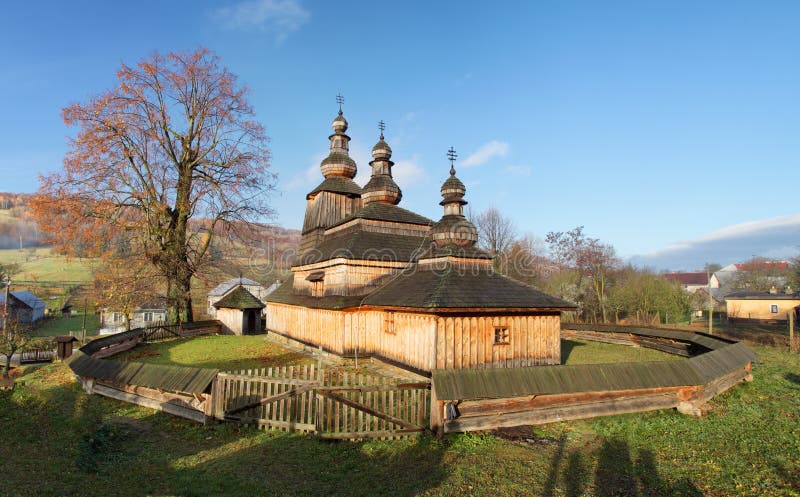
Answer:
1, 0, 798, 270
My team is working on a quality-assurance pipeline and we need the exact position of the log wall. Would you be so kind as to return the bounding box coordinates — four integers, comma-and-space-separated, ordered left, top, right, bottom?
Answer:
267, 304, 560, 372
266, 303, 346, 354
435, 314, 561, 370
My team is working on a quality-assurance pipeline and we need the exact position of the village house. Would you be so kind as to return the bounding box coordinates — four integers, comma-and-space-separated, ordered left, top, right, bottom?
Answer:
0, 290, 45, 326
264, 106, 575, 374
726, 286, 800, 323
206, 277, 279, 317
98, 305, 167, 334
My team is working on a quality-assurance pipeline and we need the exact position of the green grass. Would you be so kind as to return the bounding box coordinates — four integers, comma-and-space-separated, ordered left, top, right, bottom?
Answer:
561, 338, 680, 364
115, 335, 315, 370
0, 247, 95, 283
32, 314, 101, 337
2, 339, 798, 496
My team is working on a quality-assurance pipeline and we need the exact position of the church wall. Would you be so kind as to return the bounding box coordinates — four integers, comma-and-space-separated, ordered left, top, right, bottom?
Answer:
301, 191, 361, 235
266, 303, 346, 354
344, 311, 438, 372
292, 262, 407, 296
434, 313, 561, 369
267, 302, 561, 373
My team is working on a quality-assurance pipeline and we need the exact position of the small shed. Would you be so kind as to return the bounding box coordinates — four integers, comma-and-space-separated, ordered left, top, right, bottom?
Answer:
55, 335, 79, 360
0, 290, 46, 324
213, 286, 266, 335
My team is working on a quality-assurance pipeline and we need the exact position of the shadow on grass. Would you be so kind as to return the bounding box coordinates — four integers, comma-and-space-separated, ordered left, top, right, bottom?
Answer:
560, 339, 585, 364
784, 372, 800, 386
166, 433, 448, 497
541, 436, 702, 497
2, 363, 447, 497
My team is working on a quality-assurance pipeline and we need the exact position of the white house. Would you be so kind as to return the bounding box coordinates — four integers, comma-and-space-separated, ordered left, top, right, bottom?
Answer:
206, 277, 280, 317
98, 305, 167, 334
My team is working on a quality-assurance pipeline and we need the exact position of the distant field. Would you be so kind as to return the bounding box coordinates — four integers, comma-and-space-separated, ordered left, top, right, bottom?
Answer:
0, 247, 95, 283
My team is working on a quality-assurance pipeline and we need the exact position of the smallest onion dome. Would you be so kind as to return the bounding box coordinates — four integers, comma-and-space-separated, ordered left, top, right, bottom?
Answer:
430, 147, 478, 247
372, 134, 392, 161
332, 111, 348, 133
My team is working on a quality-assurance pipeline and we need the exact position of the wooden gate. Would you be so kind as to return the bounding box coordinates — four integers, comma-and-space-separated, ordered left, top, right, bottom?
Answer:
315, 371, 430, 440
211, 365, 319, 432
210, 367, 431, 439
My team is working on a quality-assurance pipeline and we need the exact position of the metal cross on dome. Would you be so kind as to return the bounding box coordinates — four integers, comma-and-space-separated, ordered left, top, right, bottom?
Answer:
378, 120, 386, 138
447, 147, 458, 175
336, 93, 344, 113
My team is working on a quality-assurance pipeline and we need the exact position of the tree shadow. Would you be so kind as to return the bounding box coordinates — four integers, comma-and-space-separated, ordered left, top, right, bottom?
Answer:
560, 339, 585, 364
165, 433, 448, 497
784, 372, 800, 386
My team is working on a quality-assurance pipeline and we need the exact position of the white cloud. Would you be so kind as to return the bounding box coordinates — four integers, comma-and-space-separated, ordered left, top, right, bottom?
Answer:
461, 140, 510, 167
392, 156, 426, 187
630, 214, 800, 270
284, 154, 323, 190
212, 0, 310, 42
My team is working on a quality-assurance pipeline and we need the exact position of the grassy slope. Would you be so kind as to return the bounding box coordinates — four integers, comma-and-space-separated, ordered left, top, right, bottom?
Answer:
0, 247, 95, 283
1, 342, 798, 496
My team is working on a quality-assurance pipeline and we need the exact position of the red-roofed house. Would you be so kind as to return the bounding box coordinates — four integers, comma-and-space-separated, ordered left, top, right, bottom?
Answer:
662, 272, 716, 293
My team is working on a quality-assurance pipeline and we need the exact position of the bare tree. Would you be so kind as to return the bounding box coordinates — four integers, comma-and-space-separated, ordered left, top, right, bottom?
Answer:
473, 207, 518, 273
32, 48, 274, 323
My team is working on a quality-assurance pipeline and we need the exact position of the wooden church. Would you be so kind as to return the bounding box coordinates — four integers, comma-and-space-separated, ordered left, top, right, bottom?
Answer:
265, 102, 575, 374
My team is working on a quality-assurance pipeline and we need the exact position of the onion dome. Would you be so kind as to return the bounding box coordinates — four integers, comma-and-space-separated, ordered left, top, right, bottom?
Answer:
430, 147, 478, 247
320, 109, 357, 180
361, 122, 402, 205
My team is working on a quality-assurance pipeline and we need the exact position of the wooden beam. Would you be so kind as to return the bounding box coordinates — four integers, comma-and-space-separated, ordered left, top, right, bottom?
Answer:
92, 383, 206, 423
317, 391, 419, 430
444, 392, 680, 433
226, 384, 315, 416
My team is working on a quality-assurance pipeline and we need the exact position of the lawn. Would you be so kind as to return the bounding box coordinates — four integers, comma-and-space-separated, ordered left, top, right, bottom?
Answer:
561, 338, 679, 364
116, 335, 315, 370
1, 339, 798, 496
32, 314, 101, 337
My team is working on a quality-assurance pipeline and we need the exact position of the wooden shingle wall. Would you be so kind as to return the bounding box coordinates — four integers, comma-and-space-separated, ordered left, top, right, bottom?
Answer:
435, 314, 561, 370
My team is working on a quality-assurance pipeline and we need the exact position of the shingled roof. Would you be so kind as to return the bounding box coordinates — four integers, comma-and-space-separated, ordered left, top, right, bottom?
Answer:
307, 177, 362, 199
330, 202, 433, 228
265, 280, 364, 310
361, 266, 577, 310
296, 231, 427, 266
213, 286, 265, 309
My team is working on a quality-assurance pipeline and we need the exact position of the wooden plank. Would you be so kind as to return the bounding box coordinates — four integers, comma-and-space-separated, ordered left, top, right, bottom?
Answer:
318, 390, 419, 430
226, 384, 316, 416
456, 386, 687, 418
319, 428, 425, 440
216, 373, 316, 386
92, 383, 206, 423
444, 392, 681, 433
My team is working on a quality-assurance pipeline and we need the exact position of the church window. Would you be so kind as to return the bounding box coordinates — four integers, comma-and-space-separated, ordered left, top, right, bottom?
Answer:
494, 326, 510, 345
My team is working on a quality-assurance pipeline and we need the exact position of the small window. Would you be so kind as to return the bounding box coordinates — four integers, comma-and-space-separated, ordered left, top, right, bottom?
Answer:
311, 280, 324, 297
143, 312, 154, 322
770, 304, 779, 314
384, 312, 396, 334
112, 312, 122, 323
494, 326, 510, 345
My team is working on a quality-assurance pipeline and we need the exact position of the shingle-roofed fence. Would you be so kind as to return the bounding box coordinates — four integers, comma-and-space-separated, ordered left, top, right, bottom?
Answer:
66, 320, 756, 437
430, 325, 757, 434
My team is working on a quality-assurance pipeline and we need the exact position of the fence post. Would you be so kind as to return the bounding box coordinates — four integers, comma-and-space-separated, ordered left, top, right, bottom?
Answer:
789, 311, 797, 353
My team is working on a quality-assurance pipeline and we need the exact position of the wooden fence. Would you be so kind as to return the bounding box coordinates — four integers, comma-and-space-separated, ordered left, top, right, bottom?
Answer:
210, 366, 431, 440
